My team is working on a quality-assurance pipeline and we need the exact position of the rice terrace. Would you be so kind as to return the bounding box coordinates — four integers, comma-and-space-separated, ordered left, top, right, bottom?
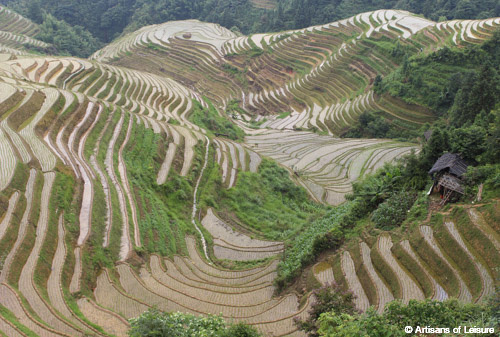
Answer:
0, 1, 499, 336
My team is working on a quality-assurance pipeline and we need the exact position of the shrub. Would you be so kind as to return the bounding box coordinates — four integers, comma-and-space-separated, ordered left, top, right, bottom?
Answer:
371, 191, 417, 230
317, 297, 499, 337
312, 232, 342, 257
222, 322, 261, 337
464, 164, 500, 187
189, 99, 244, 141
294, 283, 358, 337
317, 309, 403, 337
129, 309, 261, 337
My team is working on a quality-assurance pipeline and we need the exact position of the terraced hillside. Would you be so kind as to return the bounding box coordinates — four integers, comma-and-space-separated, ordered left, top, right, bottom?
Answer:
312, 203, 499, 313
0, 47, 311, 337
89, 11, 499, 203
92, 10, 500, 135
0, 7, 499, 337
245, 130, 416, 204
0, 6, 48, 55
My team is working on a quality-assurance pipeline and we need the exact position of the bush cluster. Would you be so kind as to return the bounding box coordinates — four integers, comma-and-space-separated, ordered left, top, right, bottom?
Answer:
371, 191, 418, 230
129, 309, 261, 337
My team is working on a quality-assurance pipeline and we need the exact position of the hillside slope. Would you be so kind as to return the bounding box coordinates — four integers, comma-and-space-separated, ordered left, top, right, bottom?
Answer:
311, 201, 499, 313
0, 9, 498, 337
0, 5, 49, 55
93, 10, 499, 203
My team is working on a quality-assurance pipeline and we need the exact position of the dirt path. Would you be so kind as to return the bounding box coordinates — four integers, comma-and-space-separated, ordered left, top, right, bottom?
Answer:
166, 257, 272, 293
0, 284, 65, 337
94, 270, 149, 319
313, 262, 335, 286
55, 114, 80, 176
0, 314, 26, 337
89, 107, 113, 247
176, 126, 197, 177
19, 88, 58, 171
69, 247, 82, 294
148, 258, 276, 307
467, 208, 500, 251
202, 208, 283, 261
151, 255, 274, 295
0, 127, 16, 191
104, 112, 131, 261
47, 215, 97, 336
156, 140, 177, 185
47, 215, 83, 328
1, 119, 32, 164
69, 102, 96, 246
184, 236, 278, 279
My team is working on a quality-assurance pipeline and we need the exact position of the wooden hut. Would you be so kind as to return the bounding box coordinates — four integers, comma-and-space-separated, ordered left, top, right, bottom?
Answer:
428, 153, 468, 204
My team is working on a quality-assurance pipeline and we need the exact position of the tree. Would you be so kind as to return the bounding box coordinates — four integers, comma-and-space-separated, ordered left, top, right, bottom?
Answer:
471, 64, 498, 117
455, 0, 477, 19
450, 125, 487, 163
27, 0, 43, 24
294, 283, 358, 337
371, 191, 417, 230
450, 64, 499, 128
373, 75, 383, 93
420, 127, 449, 169
483, 108, 500, 164
35, 13, 101, 57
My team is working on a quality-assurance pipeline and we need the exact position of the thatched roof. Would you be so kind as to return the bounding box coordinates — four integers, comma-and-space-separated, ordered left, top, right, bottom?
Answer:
429, 153, 468, 178
438, 174, 464, 194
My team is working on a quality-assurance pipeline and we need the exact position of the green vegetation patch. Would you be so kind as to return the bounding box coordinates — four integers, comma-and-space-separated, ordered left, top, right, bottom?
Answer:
371, 191, 418, 230
277, 111, 291, 119
452, 207, 500, 277
198, 155, 356, 287
201, 158, 326, 240
277, 205, 350, 287
348, 244, 378, 306
433, 219, 483, 299
129, 309, 261, 337
8, 91, 45, 131
376, 32, 499, 117
391, 242, 434, 298
0, 305, 38, 337
189, 99, 244, 141
409, 231, 459, 298
316, 298, 498, 337
124, 123, 199, 256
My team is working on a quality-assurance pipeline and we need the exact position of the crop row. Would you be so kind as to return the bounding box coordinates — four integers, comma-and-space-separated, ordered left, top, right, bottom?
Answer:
246, 130, 416, 205
314, 207, 498, 312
